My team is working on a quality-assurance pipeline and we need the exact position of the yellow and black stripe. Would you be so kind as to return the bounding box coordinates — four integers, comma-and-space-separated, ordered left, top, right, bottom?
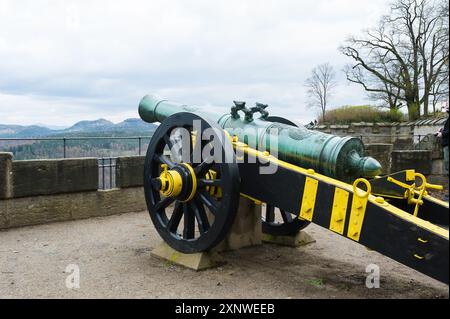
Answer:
236, 143, 449, 284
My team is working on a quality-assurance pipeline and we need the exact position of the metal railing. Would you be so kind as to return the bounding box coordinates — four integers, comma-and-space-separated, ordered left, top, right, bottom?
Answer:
0, 136, 153, 159
0, 133, 441, 160
98, 157, 117, 190
0, 136, 153, 190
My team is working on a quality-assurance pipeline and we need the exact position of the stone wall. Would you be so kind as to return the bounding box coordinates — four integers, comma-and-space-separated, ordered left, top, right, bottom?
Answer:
312, 119, 447, 178
12, 157, 98, 198
313, 122, 413, 148
364, 144, 393, 175
312, 117, 447, 150
391, 150, 433, 175
0, 188, 146, 230
0, 153, 147, 230
116, 156, 145, 188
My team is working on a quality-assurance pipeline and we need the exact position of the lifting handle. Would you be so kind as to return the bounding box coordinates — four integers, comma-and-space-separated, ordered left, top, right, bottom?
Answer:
231, 101, 254, 122
387, 172, 444, 217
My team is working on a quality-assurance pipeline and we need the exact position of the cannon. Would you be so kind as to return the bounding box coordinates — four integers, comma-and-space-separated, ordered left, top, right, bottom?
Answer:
139, 95, 382, 182
139, 94, 449, 284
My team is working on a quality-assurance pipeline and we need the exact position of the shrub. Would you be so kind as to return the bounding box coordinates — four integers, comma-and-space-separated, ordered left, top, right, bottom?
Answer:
321, 105, 405, 124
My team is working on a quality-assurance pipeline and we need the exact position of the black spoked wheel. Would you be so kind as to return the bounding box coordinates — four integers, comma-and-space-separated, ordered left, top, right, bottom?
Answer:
144, 112, 240, 253
262, 115, 310, 236
262, 204, 310, 236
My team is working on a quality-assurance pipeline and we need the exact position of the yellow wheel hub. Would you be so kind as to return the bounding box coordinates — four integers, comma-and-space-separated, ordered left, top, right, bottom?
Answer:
181, 163, 197, 202
158, 164, 183, 197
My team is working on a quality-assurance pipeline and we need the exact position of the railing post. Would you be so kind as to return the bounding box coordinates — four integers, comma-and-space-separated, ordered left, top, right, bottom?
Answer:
138, 137, 142, 156
63, 138, 67, 158
109, 158, 112, 189
102, 158, 105, 190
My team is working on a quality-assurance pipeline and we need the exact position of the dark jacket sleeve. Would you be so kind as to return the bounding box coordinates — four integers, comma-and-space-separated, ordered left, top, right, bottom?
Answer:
442, 117, 449, 147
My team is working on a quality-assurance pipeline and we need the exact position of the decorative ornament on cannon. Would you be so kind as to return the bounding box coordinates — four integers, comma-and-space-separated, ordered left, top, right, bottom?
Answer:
139, 94, 449, 284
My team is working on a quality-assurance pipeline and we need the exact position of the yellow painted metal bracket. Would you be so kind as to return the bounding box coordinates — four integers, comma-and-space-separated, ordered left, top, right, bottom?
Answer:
330, 188, 350, 235
299, 177, 319, 221
347, 179, 371, 241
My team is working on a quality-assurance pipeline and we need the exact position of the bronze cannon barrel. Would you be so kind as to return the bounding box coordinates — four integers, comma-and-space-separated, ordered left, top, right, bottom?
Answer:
139, 95, 381, 182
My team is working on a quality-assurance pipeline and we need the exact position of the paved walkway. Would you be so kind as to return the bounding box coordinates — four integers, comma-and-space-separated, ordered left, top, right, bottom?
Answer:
0, 211, 447, 298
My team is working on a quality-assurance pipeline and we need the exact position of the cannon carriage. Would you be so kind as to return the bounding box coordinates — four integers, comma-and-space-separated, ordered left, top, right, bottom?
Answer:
139, 95, 449, 284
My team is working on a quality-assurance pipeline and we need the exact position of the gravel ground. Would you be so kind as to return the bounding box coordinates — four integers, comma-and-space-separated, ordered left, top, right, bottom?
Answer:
0, 211, 448, 299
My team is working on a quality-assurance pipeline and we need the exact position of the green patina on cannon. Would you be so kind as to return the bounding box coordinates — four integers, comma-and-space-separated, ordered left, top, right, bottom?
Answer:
139, 95, 382, 182
138, 94, 449, 284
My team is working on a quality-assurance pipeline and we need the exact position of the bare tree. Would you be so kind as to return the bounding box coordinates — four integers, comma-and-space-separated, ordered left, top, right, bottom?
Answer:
340, 0, 449, 120
304, 63, 337, 122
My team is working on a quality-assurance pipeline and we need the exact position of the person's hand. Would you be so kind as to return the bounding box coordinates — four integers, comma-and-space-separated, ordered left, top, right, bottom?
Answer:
437, 131, 443, 138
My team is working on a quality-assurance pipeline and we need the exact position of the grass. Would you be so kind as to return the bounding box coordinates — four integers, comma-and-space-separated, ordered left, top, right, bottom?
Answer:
306, 278, 325, 288
321, 105, 406, 124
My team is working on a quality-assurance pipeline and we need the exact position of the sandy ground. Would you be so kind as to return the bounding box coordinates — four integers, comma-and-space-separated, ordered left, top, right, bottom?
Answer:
0, 211, 448, 299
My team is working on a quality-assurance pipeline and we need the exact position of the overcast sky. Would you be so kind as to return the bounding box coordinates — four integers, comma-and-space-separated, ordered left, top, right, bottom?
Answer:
0, 0, 391, 126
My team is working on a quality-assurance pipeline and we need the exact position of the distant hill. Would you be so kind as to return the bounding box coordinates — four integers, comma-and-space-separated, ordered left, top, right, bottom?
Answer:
0, 124, 54, 138
64, 119, 115, 133
0, 118, 157, 138
0, 118, 158, 160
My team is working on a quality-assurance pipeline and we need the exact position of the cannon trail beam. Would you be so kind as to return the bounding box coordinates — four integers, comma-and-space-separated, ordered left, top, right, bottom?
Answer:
237, 144, 449, 284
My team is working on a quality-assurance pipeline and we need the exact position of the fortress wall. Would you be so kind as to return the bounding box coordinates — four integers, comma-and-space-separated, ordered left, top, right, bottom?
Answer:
0, 187, 146, 230
11, 157, 98, 198
313, 119, 447, 149
0, 153, 147, 230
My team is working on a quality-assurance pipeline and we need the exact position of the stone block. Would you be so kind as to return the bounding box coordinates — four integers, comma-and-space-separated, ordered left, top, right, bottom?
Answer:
365, 143, 393, 175
214, 196, 262, 252
391, 150, 432, 175
12, 158, 98, 198
262, 231, 316, 247
151, 242, 223, 271
0, 200, 7, 229
0, 152, 13, 199
431, 159, 445, 175
6, 194, 73, 227
116, 156, 145, 188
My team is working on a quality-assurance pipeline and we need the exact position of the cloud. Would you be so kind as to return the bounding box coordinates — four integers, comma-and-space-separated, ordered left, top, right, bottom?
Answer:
0, 0, 390, 125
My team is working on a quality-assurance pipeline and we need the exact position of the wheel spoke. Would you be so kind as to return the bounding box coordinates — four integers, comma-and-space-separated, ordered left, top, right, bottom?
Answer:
167, 201, 183, 232
266, 205, 275, 223
163, 134, 174, 151
154, 196, 175, 212
179, 129, 192, 163
151, 178, 162, 191
197, 190, 219, 216
154, 153, 175, 169
183, 203, 195, 239
194, 157, 214, 175
191, 133, 215, 167
190, 199, 210, 234
280, 209, 293, 223
166, 132, 184, 163
197, 179, 222, 188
